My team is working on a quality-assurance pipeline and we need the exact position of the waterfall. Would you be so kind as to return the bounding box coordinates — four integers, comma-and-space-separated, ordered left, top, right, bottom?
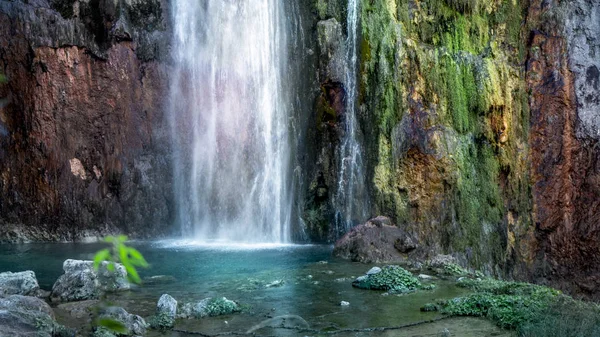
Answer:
168, 0, 292, 243
334, 0, 368, 235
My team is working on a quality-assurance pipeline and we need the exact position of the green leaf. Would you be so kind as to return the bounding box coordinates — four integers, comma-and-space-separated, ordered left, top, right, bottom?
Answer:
97, 318, 128, 334
107, 262, 115, 272
124, 264, 141, 284
118, 243, 128, 265
127, 247, 149, 267
117, 235, 128, 243
0, 73, 6, 84
104, 236, 115, 243
93, 249, 111, 270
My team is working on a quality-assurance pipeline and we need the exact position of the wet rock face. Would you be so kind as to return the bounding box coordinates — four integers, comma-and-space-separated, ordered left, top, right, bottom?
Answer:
0, 0, 173, 241
564, 0, 600, 139
527, 0, 600, 299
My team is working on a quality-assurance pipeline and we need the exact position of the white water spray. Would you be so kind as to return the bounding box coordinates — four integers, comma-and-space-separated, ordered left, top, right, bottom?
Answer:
169, 0, 291, 243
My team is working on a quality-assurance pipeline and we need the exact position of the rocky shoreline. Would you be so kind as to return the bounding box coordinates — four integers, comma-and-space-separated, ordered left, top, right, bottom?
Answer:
1, 247, 598, 337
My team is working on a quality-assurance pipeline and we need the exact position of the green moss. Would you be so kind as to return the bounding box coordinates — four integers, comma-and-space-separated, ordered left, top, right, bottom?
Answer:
352, 266, 421, 293
362, 0, 531, 271
205, 297, 240, 317
360, 0, 402, 135
440, 278, 600, 334
443, 262, 469, 276
148, 312, 174, 330
316, 0, 328, 19
457, 278, 561, 297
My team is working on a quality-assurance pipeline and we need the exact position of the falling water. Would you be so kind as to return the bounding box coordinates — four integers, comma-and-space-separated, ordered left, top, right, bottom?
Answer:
334, 0, 368, 235
169, 0, 291, 243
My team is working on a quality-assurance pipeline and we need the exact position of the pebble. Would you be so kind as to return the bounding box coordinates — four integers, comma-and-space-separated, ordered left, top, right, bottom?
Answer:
340, 301, 350, 306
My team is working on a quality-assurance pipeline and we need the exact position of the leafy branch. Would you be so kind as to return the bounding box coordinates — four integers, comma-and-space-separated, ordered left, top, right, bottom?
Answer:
92, 235, 149, 334
93, 235, 148, 284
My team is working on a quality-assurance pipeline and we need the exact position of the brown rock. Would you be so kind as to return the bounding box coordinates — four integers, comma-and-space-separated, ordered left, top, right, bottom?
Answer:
0, 0, 172, 240
333, 216, 418, 263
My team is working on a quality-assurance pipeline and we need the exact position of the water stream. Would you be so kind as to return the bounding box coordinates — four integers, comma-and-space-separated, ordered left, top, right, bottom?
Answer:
334, 0, 368, 235
168, 0, 292, 243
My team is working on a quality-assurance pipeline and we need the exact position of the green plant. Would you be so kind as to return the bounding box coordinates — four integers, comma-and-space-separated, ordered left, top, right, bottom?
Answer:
443, 263, 469, 276
93, 235, 148, 284
92, 235, 149, 334
440, 279, 572, 331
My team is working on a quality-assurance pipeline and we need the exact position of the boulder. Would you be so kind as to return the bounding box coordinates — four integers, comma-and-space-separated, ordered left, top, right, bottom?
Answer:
178, 297, 239, 319
96, 306, 147, 336
333, 216, 419, 263
0, 271, 40, 296
0, 295, 56, 337
427, 254, 458, 269
51, 259, 130, 302
149, 294, 177, 329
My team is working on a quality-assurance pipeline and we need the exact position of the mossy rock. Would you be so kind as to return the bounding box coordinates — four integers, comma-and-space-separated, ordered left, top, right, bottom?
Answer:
352, 265, 421, 293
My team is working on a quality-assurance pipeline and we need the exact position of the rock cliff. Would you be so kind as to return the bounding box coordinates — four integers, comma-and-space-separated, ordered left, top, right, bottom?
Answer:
0, 0, 172, 241
311, 0, 600, 298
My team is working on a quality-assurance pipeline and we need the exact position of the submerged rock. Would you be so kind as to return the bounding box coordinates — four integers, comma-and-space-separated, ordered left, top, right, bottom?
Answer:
51, 259, 130, 302
333, 216, 418, 263
178, 297, 240, 319
265, 280, 285, 288
57, 300, 98, 320
353, 265, 421, 293
246, 315, 310, 334
0, 271, 41, 296
143, 275, 177, 285
0, 295, 57, 337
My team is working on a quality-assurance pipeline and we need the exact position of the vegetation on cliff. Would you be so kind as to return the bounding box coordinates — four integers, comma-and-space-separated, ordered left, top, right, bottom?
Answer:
359, 0, 531, 270
439, 278, 600, 336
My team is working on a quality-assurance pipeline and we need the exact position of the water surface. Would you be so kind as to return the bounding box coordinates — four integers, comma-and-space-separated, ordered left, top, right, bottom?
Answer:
0, 242, 511, 336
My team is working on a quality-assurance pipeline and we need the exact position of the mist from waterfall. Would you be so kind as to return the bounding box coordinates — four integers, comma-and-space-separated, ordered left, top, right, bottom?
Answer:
168, 0, 292, 243
334, 0, 368, 235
